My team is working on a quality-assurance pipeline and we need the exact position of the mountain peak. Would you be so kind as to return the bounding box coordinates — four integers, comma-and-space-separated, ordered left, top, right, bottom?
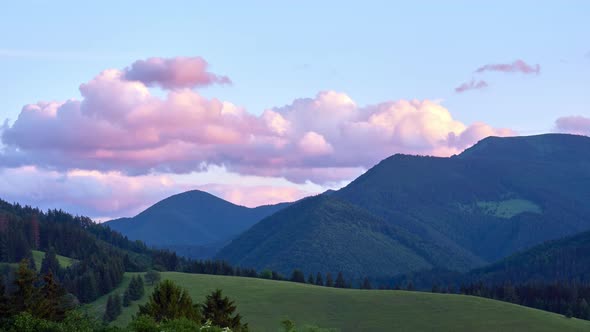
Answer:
459, 133, 590, 162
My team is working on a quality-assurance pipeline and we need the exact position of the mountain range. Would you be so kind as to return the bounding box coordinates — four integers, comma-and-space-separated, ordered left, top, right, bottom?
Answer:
106, 190, 289, 258
106, 133, 590, 279
217, 134, 590, 278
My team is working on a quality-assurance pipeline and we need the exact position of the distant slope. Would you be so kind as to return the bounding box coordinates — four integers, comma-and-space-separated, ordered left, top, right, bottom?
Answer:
219, 134, 590, 277
217, 195, 482, 278
106, 190, 290, 257
89, 272, 590, 332
467, 229, 590, 284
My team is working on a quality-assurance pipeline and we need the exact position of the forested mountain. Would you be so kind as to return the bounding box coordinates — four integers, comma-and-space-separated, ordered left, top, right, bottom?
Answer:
467, 229, 590, 284
0, 199, 186, 305
106, 190, 290, 258
218, 134, 590, 278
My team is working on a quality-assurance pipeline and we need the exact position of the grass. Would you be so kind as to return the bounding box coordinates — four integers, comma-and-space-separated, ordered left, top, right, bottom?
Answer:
88, 272, 590, 332
31, 250, 77, 271
476, 199, 542, 219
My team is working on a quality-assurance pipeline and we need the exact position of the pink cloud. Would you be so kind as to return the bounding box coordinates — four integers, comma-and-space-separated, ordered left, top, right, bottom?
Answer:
1, 57, 514, 187
123, 57, 231, 89
475, 59, 540, 75
455, 79, 489, 93
555, 116, 590, 136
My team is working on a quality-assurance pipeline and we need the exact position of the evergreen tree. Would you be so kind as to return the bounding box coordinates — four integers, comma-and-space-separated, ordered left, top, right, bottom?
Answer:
326, 273, 334, 287
202, 289, 248, 331
579, 299, 590, 320
362, 277, 372, 290
123, 290, 131, 307
40, 247, 60, 276
138, 280, 201, 323
0, 277, 8, 318
103, 295, 115, 322
290, 269, 305, 283
315, 272, 324, 286
36, 271, 69, 321
307, 274, 314, 285
103, 293, 122, 322
11, 258, 39, 314
406, 281, 415, 291
335, 272, 346, 288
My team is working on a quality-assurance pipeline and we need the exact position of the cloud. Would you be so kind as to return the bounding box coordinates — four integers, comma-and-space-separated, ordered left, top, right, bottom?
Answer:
0, 56, 516, 217
455, 79, 489, 93
475, 59, 540, 75
123, 57, 231, 89
1, 58, 513, 186
555, 116, 590, 136
0, 166, 328, 219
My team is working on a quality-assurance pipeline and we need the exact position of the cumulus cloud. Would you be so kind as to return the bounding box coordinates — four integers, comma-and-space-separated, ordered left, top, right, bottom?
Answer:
475, 59, 540, 75
0, 56, 516, 217
455, 79, 489, 93
555, 116, 590, 136
1, 58, 513, 185
123, 57, 231, 89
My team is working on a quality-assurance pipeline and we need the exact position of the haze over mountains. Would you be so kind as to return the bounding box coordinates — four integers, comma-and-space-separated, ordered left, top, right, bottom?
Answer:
106, 190, 289, 258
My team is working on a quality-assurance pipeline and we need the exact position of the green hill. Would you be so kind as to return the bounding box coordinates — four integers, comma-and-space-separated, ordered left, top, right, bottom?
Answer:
106, 190, 290, 258
88, 272, 590, 332
468, 229, 590, 284
218, 134, 590, 278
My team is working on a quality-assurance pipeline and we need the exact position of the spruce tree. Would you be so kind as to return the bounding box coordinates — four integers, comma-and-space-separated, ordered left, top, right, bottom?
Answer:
202, 289, 248, 331
103, 295, 115, 322
315, 272, 324, 286
290, 269, 305, 283
123, 290, 131, 307
362, 277, 372, 290
326, 273, 334, 287
307, 274, 314, 285
138, 280, 201, 323
335, 272, 346, 288
11, 258, 39, 313
40, 247, 60, 276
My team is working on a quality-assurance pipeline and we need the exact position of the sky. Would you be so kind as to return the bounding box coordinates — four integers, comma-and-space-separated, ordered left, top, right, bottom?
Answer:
0, 0, 589, 220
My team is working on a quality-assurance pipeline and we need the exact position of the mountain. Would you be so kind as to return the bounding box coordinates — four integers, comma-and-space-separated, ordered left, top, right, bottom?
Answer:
217, 134, 590, 278
106, 190, 290, 258
467, 229, 590, 285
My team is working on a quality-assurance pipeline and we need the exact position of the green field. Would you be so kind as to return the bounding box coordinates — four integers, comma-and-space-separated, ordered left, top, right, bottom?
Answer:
88, 272, 590, 332
31, 249, 77, 271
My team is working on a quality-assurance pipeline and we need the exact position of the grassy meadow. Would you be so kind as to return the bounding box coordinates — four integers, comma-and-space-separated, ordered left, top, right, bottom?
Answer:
87, 272, 590, 332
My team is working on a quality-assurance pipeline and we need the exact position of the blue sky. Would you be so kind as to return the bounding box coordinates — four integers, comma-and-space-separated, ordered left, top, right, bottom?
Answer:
0, 1, 589, 218
2, 1, 588, 129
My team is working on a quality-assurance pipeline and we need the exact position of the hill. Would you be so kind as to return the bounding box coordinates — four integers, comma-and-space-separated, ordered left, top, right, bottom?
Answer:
88, 272, 590, 332
467, 229, 590, 284
106, 190, 289, 258
218, 134, 590, 278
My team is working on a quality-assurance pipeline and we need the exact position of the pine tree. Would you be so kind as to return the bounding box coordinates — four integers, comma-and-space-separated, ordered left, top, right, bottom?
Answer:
0, 277, 9, 318
103, 295, 115, 322
11, 258, 39, 313
326, 273, 334, 287
362, 277, 372, 290
290, 269, 305, 283
40, 247, 60, 276
202, 289, 248, 331
123, 290, 131, 307
335, 272, 346, 288
35, 271, 68, 321
138, 280, 201, 323
307, 274, 314, 285
315, 272, 324, 286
